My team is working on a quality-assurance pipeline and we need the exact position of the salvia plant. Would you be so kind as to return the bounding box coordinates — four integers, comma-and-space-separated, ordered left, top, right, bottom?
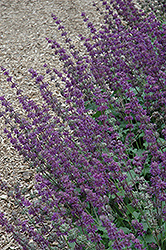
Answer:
0, 0, 166, 249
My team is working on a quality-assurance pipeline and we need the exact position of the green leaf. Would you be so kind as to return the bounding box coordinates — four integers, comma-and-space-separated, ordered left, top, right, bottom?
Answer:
126, 204, 135, 214
119, 227, 130, 234
117, 189, 125, 197
92, 111, 102, 118
97, 225, 108, 234
119, 122, 128, 129
142, 222, 149, 231
126, 170, 137, 183
135, 149, 144, 157
142, 165, 150, 176
108, 240, 114, 249
68, 242, 76, 249
145, 234, 156, 243
85, 102, 98, 111
132, 211, 139, 219
143, 141, 148, 149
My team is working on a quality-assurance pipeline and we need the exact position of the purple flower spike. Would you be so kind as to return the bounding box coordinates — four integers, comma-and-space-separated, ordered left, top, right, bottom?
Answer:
28, 68, 38, 78
0, 96, 5, 101
46, 69, 51, 74
83, 18, 89, 22
61, 32, 67, 36
11, 83, 16, 88
36, 75, 44, 84
55, 20, 61, 25
4, 70, 9, 76
7, 76, 12, 82
1, 66, 6, 71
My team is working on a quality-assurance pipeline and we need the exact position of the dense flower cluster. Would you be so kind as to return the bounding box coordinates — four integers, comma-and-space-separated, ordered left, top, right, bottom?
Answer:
0, 0, 166, 249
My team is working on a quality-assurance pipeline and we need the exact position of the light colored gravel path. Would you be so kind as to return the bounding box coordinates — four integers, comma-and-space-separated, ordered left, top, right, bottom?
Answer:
0, 0, 148, 249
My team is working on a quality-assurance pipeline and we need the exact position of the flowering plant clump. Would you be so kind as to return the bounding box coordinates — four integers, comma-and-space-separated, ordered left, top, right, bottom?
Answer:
0, 0, 166, 249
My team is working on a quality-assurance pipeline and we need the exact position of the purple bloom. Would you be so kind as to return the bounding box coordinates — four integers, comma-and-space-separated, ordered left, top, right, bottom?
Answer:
7, 76, 12, 82
61, 32, 67, 36
4, 70, 9, 75
11, 82, 16, 88
28, 68, 38, 78
1, 66, 6, 71
0, 1, 165, 250
55, 20, 61, 25
36, 75, 44, 83
46, 68, 51, 74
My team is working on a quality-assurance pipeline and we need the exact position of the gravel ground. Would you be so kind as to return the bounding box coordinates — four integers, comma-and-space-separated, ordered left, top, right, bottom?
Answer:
0, 0, 152, 249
